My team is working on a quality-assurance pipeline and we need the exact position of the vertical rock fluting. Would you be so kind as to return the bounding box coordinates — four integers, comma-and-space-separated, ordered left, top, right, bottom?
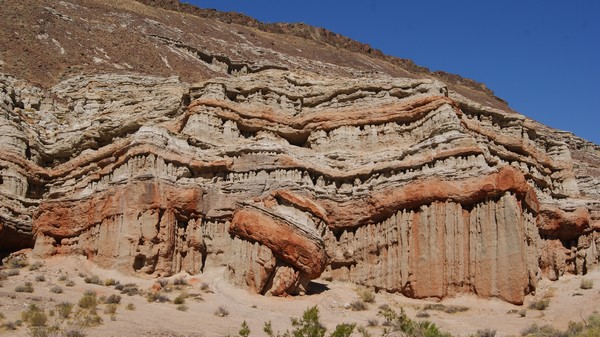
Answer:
0, 69, 597, 303
324, 194, 538, 304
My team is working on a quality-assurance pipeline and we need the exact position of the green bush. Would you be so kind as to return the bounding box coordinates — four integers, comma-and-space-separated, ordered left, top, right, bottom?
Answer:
173, 295, 185, 305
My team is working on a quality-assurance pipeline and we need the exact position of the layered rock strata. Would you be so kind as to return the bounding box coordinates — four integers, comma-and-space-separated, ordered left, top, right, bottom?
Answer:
1, 69, 599, 303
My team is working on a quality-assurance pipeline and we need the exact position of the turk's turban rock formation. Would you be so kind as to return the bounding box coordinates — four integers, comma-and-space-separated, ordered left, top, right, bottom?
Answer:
1, 69, 599, 302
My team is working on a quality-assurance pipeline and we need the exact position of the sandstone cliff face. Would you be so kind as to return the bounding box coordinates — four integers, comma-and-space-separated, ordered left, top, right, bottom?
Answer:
0, 0, 599, 304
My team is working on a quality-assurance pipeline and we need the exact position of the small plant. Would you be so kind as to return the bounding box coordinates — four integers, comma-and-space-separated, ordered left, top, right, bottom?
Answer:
357, 287, 375, 303
416, 311, 430, 318
104, 278, 117, 286
239, 321, 251, 337
3, 321, 17, 330
146, 292, 170, 303
350, 300, 367, 311
173, 277, 188, 286
357, 326, 372, 337
528, 298, 549, 311
28, 262, 44, 271
5, 269, 20, 276
78, 293, 97, 309
214, 305, 229, 317
157, 278, 169, 287
84, 275, 101, 285
56, 302, 73, 319
50, 285, 63, 294
104, 304, 118, 315
173, 295, 186, 305
58, 274, 68, 282
475, 328, 497, 337
103, 294, 121, 304
126, 303, 135, 311
200, 282, 212, 292
367, 318, 378, 327
176, 304, 188, 312
518, 309, 527, 317
423, 303, 469, 314
5, 256, 28, 269
581, 279, 594, 290
21, 304, 47, 327
65, 280, 75, 287
119, 283, 139, 296
16, 282, 34, 293
35, 275, 46, 282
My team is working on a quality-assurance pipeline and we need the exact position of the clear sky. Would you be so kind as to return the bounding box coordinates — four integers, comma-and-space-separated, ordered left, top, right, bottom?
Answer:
189, 0, 600, 144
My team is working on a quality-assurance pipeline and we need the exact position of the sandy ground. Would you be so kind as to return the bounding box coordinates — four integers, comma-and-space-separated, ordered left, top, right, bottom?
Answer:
1, 254, 599, 337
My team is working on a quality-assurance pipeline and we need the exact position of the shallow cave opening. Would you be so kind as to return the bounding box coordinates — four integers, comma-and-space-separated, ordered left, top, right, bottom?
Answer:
0, 229, 35, 264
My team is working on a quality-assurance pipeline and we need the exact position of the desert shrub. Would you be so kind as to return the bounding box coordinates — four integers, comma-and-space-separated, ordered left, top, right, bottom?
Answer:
173, 277, 188, 286
50, 286, 63, 294
58, 275, 68, 282
367, 318, 378, 327
61, 325, 87, 337
119, 283, 139, 296
264, 306, 355, 337
475, 328, 496, 337
520, 323, 562, 336
5, 269, 20, 276
214, 306, 229, 317
173, 295, 185, 305
56, 302, 73, 319
75, 311, 102, 327
103, 278, 117, 286
176, 304, 188, 312
103, 294, 121, 304
377, 306, 453, 337
350, 300, 367, 311
357, 287, 375, 303
200, 282, 213, 293
580, 279, 594, 290
83, 275, 101, 285
239, 321, 251, 337
5, 256, 28, 269
126, 303, 135, 311
16, 282, 35, 293
28, 326, 61, 337
3, 321, 17, 330
528, 298, 550, 311
65, 280, 75, 287
35, 275, 46, 282
21, 304, 47, 327
518, 309, 527, 317
78, 293, 97, 309
423, 304, 469, 314
416, 311, 430, 318
103, 304, 117, 315
28, 262, 44, 271
146, 292, 170, 303
157, 278, 169, 287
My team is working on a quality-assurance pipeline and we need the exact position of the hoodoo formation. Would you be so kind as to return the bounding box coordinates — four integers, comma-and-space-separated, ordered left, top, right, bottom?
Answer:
1, 0, 599, 304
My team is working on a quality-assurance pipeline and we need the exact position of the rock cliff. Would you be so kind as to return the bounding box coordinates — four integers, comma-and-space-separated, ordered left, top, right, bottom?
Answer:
0, 0, 599, 303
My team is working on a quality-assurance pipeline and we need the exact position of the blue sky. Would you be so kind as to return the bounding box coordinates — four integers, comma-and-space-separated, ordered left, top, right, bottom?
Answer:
190, 1, 600, 144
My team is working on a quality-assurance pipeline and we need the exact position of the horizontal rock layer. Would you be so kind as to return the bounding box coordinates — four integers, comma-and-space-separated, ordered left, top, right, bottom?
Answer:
0, 0, 599, 304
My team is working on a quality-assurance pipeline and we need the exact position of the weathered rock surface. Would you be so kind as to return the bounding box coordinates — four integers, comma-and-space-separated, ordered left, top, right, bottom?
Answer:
0, 0, 599, 304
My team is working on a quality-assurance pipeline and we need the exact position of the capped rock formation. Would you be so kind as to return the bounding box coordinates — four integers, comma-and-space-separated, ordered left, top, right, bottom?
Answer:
0, 0, 599, 303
